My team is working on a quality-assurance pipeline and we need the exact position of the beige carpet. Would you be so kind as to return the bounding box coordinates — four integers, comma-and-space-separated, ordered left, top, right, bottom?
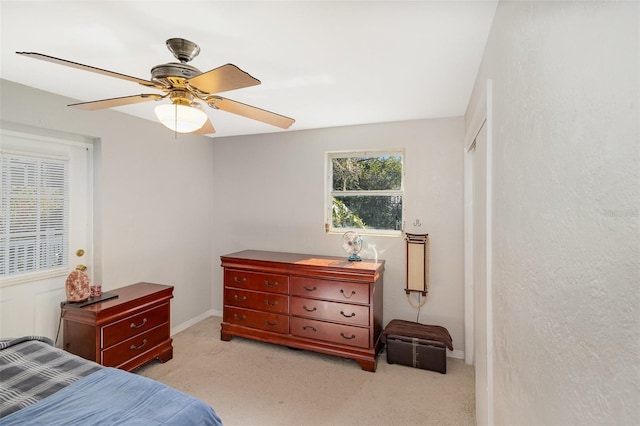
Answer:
137, 316, 475, 426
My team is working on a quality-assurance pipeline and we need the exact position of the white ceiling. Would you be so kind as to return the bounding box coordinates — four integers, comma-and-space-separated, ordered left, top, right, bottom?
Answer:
0, 1, 497, 138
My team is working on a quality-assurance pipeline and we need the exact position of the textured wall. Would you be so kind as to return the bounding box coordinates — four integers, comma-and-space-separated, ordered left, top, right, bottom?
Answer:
466, 1, 639, 424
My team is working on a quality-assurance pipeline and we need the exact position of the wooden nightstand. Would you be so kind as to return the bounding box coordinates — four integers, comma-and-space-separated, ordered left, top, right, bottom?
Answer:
61, 282, 174, 372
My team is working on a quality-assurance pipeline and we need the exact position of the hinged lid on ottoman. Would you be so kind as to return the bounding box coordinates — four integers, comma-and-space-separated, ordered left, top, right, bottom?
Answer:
382, 319, 453, 374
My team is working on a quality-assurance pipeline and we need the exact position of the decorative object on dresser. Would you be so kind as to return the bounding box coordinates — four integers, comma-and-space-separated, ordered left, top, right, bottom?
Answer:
65, 249, 91, 302
220, 250, 385, 372
64, 267, 91, 302
61, 282, 174, 372
342, 231, 363, 262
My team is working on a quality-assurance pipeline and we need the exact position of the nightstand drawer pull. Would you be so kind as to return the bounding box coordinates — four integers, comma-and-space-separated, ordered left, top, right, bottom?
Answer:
340, 311, 355, 318
303, 325, 317, 332
234, 295, 247, 301
130, 339, 147, 350
265, 299, 278, 307
264, 280, 279, 287
130, 318, 147, 329
234, 314, 247, 321
234, 277, 247, 283
340, 289, 356, 299
265, 319, 278, 326
340, 332, 356, 340
303, 285, 317, 292
303, 305, 317, 312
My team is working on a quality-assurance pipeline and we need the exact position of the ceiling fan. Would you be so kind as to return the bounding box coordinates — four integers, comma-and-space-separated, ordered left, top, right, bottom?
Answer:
16, 38, 295, 135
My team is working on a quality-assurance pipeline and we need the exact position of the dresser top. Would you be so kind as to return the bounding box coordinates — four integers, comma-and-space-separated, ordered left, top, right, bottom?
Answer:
221, 249, 385, 274
62, 282, 173, 319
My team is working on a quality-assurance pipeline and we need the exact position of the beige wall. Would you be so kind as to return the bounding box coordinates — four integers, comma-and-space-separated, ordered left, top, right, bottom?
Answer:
211, 118, 466, 356
466, 1, 639, 424
1, 79, 216, 332
1, 79, 468, 358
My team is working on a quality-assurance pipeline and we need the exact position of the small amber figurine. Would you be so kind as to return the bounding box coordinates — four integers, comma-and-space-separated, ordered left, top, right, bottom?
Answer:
65, 266, 91, 302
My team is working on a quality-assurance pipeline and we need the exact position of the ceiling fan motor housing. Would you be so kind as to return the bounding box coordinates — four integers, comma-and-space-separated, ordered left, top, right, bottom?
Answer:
151, 63, 201, 87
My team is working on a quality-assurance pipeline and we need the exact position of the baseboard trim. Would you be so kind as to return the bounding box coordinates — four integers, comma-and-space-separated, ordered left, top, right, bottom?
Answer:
447, 349, 465, 359
171, 309, 222, 336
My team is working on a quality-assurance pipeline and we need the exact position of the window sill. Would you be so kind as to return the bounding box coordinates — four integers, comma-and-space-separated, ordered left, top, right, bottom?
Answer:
0, 268, 68, 288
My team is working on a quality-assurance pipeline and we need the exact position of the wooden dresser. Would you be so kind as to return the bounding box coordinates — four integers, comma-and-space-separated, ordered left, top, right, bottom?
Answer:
220, 250, 384, 372
62, 282, 173, 372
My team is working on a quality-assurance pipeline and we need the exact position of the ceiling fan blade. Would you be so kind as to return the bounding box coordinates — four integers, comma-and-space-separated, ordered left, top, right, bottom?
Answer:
69, 94, 163, 110
16, 52, 157, 87
187, 64, 260, 94
211, 97, 295, 129
193, 118, 216, 135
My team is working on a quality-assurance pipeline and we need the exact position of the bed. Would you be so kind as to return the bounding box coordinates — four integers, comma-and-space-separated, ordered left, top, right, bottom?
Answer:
0, 336, 222, 425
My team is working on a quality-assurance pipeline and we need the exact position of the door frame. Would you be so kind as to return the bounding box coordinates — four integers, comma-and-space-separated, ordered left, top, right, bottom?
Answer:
464, 79, 493, 425
0, 123, 94, 341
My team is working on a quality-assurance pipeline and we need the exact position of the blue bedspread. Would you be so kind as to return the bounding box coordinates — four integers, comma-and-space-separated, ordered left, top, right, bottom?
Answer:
1, 367, 222, 425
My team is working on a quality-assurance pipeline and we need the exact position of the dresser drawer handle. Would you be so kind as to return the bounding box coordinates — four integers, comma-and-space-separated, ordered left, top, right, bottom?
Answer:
303, 325, 317, 332
130, 339, 147, 350
340, 311, 355, 318
234, 277, 247, 283
234, 314, 247, 321
265, 300, 279, 307
264, 280, 279, 288
130, 318, 147, 329
340, 289, 356, 299
302, 305, 317, 312
303, 285, 317, 292
265, 319, 279, 326
340, 332, 356, 340
234, 295, 247, 302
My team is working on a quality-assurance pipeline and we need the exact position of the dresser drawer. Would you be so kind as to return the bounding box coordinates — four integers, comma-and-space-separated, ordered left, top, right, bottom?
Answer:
224, 306, 289, 334
102, 303, 169, 348
290, 297, 369, 326
291, 317, 369, 349
291, 277, 369, 304
225, 288, 289, 314
102, 323, 170, 367
225, 269, 289, 294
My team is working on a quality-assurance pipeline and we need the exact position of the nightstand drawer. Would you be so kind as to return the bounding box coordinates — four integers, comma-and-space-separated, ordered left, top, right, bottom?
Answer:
102, 323, 170, 368
62, 282, 174, 372
225, 269, 289, 294
102, 303, 169, 348
291, 297, 369, 326
224, 288, 289, 314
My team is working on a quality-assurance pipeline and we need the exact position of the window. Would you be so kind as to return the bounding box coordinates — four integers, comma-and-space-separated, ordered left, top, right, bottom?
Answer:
327, 150, 404, 235
0, 152, 69, 278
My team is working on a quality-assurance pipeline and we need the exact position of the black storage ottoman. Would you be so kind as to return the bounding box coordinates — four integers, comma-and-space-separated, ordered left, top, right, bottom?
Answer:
381, 319, 453, 374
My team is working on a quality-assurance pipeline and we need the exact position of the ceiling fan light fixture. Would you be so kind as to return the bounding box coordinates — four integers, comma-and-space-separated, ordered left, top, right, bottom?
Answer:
154, 103, 208, 133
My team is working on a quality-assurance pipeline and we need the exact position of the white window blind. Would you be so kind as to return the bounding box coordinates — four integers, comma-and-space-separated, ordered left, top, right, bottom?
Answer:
0, 152, 69, 277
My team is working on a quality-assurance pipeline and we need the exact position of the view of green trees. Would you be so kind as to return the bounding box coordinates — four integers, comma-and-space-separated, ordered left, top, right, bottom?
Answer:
331, 155, 403, 230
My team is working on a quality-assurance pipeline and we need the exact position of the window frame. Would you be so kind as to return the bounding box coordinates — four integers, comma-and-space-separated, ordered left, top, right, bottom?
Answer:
326, 149, 405, 236
0, 127, 92, 288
